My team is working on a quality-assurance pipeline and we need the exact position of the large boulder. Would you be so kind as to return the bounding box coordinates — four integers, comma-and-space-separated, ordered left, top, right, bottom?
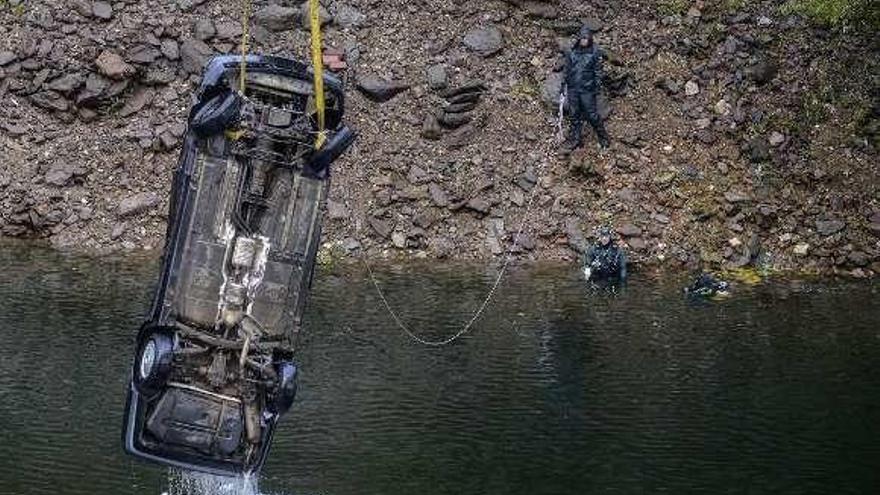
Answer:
179, 38, 213, 74
463, 26, 504, 57
255, 4, 298, 32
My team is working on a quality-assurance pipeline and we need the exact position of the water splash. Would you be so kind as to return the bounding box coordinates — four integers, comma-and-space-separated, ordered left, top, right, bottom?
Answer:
163, 470, 262, 495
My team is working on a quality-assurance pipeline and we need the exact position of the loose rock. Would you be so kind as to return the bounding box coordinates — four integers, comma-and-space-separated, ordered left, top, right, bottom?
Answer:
95, 51, 135, 80
463, 26, 504, 57
356, 76, 409, 102
118, 192, 160, 217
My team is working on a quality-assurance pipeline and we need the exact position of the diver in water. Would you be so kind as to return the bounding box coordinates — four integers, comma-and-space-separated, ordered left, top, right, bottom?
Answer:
562, 25, 610, 151
685, 273, 731, 299
583, 226, 627, 282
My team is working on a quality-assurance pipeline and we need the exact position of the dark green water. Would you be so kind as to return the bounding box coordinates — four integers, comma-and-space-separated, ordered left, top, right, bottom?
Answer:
1, 242, 879, 495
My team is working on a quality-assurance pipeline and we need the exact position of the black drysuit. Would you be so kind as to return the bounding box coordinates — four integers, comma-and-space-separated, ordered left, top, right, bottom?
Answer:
584, 243, 627, 282
563, 35, 609, 148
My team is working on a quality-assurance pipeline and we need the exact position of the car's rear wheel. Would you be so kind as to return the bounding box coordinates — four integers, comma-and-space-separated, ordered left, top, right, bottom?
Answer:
134, 330, 174, 398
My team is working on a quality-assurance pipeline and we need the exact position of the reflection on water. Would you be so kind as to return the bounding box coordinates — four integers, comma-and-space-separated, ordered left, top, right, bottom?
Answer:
0, 241, 878, 494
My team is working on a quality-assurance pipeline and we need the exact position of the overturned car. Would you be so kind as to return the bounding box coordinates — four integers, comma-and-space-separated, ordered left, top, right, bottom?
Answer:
123, 55, 354, 476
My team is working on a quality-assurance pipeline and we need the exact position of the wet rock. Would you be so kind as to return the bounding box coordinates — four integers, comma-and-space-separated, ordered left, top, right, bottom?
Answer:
421, 114, 442, 140
747, 58, 778, 85
119, 87, 154, 117
816, 219, 845, 236
368, 217, 391, 238
255, 4, 298, 32
179, 38, 213, 74
117, 192, 159, 217
194, 19, 216, 41
92, 1, 113, 20
356, 76, 409, 102
96, 51, 135, 80
426, 64, 448, 90
160, 39, 180, 61
0, 51, 17, 66
463, 26, 504, 57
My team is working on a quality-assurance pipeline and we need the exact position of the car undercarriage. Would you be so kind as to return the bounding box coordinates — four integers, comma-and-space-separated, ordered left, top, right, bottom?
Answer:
123, 55, 354, 476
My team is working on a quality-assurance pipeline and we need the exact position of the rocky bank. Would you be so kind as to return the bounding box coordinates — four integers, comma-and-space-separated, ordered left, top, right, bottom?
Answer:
1, 0, 878, 275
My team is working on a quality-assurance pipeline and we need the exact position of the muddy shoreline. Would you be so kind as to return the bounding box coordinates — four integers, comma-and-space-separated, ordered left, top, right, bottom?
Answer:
1, 1, 878, 277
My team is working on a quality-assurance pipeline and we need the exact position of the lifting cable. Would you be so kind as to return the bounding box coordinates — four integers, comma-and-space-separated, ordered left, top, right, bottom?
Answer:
230, 0, 546, 346
308, 0, 327, 150
238, 0, 251, 94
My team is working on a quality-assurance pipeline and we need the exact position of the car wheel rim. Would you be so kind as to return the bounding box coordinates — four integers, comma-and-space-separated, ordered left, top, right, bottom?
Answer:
140, 339, 157, 380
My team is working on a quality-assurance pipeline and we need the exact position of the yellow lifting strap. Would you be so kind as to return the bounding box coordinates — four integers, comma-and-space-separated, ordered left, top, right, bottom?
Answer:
309, 0, 327, 150
238, 0, 251, 94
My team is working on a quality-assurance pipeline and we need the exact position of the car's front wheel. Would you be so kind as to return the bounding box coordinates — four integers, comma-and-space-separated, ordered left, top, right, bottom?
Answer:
134, 330, 174, 398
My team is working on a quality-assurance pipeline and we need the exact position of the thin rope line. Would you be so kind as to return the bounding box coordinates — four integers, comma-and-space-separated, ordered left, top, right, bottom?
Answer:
356, 158, 549, 346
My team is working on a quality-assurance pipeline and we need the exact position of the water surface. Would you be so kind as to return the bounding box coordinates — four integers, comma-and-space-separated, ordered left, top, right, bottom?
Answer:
0, 242, 878, 494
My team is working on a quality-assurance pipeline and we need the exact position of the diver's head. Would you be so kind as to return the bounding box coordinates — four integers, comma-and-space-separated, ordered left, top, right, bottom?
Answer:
577, 26, 593, 48
597, 226, 613, 246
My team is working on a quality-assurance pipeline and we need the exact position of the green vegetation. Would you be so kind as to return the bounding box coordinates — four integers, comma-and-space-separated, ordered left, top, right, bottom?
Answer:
0, 0, 26, 16
659, 0, 689, 16
781, 0, 880, 29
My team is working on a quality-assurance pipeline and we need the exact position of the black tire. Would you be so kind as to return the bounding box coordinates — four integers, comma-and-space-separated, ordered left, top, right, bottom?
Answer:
270, 361, 298, 415
134, 330, 174, 398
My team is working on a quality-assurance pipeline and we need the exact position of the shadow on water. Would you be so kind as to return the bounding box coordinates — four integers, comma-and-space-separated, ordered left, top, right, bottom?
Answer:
1, 241, 879, 494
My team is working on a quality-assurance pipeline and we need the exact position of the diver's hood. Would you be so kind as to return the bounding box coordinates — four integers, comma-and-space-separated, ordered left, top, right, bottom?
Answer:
577, 25, 593, 42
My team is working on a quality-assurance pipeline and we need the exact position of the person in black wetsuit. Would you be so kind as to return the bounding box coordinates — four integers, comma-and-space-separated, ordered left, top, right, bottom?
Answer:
583, 226, 627, 282
562, 25, 610, 151
685, 273, 731, 299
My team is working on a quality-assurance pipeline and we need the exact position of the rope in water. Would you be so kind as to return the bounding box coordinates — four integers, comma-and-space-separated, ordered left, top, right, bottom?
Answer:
356, 156, 549, 346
